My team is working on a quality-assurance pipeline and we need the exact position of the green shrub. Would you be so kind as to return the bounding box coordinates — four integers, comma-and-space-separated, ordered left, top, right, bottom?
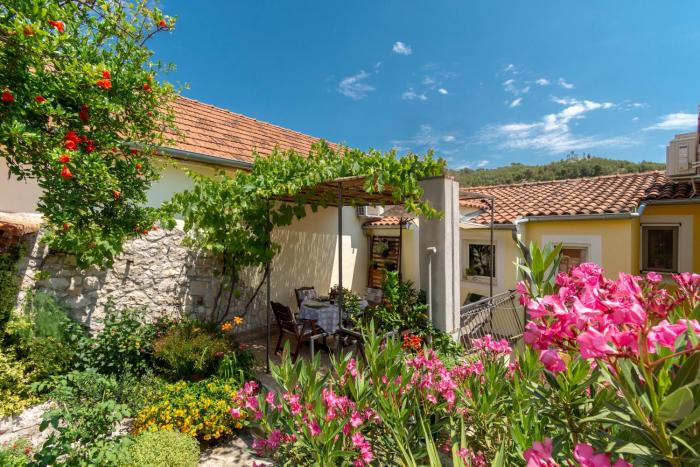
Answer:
0, 349, 39, 416
133, 378, 241, 441
124, 430, 200, 467
0, 243, 22, 337
154, 322, 232, 380
34, 370, 132, 466
78, 305, 155, 376
0, 438, 32, 467
216, 347, 256, 384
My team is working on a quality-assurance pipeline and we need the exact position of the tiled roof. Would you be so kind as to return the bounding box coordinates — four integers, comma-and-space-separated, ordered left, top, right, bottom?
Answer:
460, 171, 699, 225
364, 216, 405, 227
166, 96, 333, 165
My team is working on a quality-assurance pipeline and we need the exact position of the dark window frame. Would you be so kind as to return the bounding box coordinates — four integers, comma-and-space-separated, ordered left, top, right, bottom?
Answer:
641, 225, 679, 273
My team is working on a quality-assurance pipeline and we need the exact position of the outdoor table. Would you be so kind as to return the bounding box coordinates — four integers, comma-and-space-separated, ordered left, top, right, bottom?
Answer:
299, 298, 368, 334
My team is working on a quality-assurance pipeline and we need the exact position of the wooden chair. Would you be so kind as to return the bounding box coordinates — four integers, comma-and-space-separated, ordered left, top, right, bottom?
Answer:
271, 301, 326, 360
294, 286, 318, 309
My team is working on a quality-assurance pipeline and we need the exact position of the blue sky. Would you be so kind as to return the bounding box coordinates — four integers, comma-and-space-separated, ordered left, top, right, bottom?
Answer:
153, 1, 700, 170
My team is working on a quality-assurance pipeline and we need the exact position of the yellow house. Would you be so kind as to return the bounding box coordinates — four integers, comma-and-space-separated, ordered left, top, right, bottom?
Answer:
459, 171, 700, 303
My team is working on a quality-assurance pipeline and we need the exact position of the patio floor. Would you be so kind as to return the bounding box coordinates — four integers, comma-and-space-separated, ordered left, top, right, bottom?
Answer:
242, 329, 337, 377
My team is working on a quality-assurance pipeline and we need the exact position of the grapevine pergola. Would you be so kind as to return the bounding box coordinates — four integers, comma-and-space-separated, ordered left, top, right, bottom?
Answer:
265, 175, 403, 371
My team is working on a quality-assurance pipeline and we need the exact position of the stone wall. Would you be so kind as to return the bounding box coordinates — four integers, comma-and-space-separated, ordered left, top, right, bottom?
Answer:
14, 224, 268, 333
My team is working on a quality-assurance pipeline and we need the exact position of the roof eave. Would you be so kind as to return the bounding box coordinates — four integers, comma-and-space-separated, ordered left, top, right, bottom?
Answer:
158, 146, 254, 170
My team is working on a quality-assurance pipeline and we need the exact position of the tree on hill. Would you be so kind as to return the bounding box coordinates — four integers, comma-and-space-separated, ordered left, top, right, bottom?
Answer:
451, 157, 665, 187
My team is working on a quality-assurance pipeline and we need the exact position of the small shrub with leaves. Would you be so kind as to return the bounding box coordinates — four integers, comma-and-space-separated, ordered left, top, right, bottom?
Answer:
0, 439, 32, 467
124, 430, 200, 467
34, 370, 132, 466
5, 293, 86, 382
78, 305, 155, 376
133, 378, 241, 441
216, 347, 256, 385
153, 321, 232, 380
0, 349, 40, 416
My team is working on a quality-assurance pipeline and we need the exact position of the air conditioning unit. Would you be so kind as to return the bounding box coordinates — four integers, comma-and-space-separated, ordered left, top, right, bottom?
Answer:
356, 206, 384, 218
666, 132, 700, 179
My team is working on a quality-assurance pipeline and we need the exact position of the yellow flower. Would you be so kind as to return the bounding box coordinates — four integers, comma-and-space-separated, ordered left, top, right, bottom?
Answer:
221, 322, 233, 332
233, 316, 243, 325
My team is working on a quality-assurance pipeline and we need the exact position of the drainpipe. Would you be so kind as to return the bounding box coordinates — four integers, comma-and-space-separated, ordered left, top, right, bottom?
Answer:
426, 246, 436, 324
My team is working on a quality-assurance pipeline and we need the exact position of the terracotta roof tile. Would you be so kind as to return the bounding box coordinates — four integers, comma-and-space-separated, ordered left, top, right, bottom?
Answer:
364, 216, 406, 227
460, 171, 698, 225
165, 96, 333, 164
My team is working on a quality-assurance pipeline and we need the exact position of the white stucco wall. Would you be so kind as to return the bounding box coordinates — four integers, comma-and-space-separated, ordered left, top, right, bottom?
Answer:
0, 157, 234, 214
270, 205, 368, 311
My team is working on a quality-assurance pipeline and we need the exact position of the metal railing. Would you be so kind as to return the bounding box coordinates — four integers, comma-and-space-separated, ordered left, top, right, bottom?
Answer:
457, 290, 525, 351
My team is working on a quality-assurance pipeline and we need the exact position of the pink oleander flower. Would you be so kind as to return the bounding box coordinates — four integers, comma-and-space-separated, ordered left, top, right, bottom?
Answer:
539, 349, 566, 373
523, 438, 558, 467
308, 419, 321, 436
573, 443, 632, 467
576, 327, 616, 359
350, 411, 363, 428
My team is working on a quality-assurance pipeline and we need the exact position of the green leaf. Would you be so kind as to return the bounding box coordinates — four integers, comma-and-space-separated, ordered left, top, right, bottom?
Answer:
670, 352, 700, 393
659, 385, 694, 422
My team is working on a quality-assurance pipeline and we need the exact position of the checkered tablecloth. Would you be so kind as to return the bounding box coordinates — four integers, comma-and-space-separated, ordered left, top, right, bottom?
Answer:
299, 299, 368, 334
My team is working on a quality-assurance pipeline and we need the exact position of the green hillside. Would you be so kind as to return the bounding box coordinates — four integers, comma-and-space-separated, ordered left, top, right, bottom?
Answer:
451, 154, 665, 187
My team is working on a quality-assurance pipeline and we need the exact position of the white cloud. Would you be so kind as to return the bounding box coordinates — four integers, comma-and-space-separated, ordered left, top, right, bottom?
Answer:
392, 41, 412, 55
535, 78, 550, 86
558, 78, 575, 89
504, 63, 517, 73
401, 88, 427, 101
438, 88, 448, 95
477, 160, 489, 168
644, 113, 696, 131
503, 78, 530, 95
509, 97, 523, 108
391, 124, 463, 156
477, 98, 630, 153
337, 70, 374, 100
632, 116, 639, 121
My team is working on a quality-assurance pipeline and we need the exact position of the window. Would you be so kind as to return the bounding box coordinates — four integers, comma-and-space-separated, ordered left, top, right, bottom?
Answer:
465, 243, 495, 278
641, 225, 679, 273
559, 246, 588, 273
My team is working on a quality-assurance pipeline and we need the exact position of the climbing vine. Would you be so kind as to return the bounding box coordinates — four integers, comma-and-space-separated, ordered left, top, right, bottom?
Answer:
0, 0, 177, 268
163, 142, 445, 321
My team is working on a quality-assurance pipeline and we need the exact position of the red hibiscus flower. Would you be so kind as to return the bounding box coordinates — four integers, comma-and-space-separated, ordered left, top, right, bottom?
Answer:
58, 154, 70, 163
84, 140, 95, 153
35, 95, 46, 103
64, 131, 80, 150
135, 163, 142, 171
102, 70, 111, 79
1, 91, 13, 103
79, 105, 89, 122
130, 149, 139, 155
112, 190, 121, 200
64, 140, 77, 150
48, 20, 65, 33
60, 165, 72, 179
158, 19, 167, 28
142, 83, 151, 92
96, 79, 112, 90
62, 223, 70, 231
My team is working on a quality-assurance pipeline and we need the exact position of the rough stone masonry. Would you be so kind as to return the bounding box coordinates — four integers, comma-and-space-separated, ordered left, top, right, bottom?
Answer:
13, 224, 267, 333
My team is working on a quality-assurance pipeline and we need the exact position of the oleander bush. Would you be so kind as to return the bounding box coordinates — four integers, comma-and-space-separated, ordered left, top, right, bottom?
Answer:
124, 430, 200, 467
133, 378, 242, 442
233, 257, 700, 466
